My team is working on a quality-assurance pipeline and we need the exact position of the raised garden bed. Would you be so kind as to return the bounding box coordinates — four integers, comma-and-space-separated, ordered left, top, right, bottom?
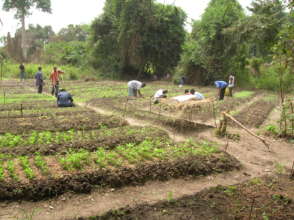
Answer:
0, 140, 240, 201
0, 126, 168, 156
0, 112, 128, 134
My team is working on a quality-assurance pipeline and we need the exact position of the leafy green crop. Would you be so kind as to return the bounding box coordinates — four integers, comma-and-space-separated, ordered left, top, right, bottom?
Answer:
7, 160, 19, 181
19, 156, 36, 180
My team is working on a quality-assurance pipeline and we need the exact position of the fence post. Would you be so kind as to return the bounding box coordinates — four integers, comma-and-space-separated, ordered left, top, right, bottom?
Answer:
290, 102, 293, 137
20, 104, 23, 117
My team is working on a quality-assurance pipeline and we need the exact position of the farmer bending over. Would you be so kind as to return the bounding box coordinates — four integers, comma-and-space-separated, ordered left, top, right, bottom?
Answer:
57, 89, 74, 107
214, 81, 228, 100
50, 67, 64, 97
127, 80, 146, 97
153, 89, 168, 104
35, 66, 44, 94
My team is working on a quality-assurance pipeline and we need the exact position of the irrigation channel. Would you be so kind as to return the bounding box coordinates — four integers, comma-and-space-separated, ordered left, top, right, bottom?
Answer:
0, 80, 293, 220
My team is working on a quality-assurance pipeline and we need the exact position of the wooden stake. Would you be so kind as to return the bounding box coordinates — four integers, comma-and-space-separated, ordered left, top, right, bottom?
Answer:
291, 161, 294, 178
223, 112, 270, 151
290, 102, 294, 137
20, 104, 23, 117
249, 198, 255, 220
149, 96, 152, 112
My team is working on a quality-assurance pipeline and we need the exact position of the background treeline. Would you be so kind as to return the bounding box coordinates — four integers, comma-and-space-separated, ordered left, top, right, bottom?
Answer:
0, 0, 293, 91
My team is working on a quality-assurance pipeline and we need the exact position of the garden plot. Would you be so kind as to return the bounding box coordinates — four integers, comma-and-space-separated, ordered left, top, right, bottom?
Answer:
0, 126, 168, 156
0, 112, 127, 134
0, 139, 240, 201
0, 100, 58, 111
232, 96, 277, 128
88, 174, 294, 220
0, 106, 93, 119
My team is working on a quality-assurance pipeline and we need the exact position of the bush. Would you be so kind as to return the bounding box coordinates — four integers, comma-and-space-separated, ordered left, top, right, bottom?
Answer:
250, 63, 294, 92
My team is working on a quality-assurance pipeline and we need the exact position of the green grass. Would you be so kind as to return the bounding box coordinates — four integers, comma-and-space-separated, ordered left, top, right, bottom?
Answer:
0, 161, 4, 181
234, 91, 255, 99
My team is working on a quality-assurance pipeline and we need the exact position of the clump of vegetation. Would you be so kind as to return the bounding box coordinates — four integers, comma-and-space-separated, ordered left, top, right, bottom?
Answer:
34, 153, 49, 175
19, 156, 36, 180
7, 160, 19, 181
59, 149, 91, 171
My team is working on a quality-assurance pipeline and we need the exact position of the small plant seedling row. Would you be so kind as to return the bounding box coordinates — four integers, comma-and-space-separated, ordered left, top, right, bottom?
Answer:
0, 139, 241, 201
0, 126, 168, 156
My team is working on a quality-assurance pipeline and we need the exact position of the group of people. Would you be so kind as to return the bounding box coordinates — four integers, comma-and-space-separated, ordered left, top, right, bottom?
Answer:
127, 75, 235, 103
127, 80, 205, 103
18, 64, 74, 108
214, 74, 235, 100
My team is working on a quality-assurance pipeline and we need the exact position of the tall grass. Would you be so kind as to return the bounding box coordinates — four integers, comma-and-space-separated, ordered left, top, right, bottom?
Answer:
1, 61, 100, 80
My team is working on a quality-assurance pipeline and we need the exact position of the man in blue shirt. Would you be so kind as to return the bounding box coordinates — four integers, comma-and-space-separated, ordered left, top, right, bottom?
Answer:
35, 67, 44, 94
215, 81, 228, 100
57, 89, 74, 107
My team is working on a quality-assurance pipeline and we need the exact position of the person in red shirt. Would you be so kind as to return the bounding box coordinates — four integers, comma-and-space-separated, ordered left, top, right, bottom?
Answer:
50, 67, 64, 97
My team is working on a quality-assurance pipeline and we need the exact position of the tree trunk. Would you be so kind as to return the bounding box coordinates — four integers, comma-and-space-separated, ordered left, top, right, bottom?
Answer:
20, 13, 27, 62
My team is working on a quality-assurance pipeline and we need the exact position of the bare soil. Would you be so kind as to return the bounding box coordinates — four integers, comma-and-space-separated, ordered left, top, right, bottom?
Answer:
88, 174, 294, 220
0, 112, 127, 134
233, 99, 277, 128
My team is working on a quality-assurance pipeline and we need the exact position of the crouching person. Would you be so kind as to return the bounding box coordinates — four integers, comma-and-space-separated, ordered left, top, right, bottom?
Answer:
153, 89, 168, 104
57, 89, 74, 107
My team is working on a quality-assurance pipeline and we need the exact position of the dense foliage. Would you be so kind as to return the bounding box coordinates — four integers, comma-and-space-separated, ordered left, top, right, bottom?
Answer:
89, 0, 186, 79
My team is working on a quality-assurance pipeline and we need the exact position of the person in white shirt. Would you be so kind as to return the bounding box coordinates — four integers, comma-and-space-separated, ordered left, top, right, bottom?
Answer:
228, 75, 235, 97
172, 89, 204, 102
190, 89, 205, 100
127, 80, 146, 97
153, 89, 168, 104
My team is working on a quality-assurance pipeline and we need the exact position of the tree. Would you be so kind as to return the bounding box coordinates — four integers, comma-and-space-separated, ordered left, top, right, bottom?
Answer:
2, 0, 51, 61
57, 24, 90, 42
90, 0, 186, 79
176, 0, 245, 85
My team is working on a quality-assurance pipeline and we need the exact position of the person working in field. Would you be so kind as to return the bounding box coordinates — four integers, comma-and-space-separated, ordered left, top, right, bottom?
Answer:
35, 66, 44, 94
228, 74, 235, 97
50, 67, 64, 97
215, 80, 228, 100
190, 89, 205, 100
19, 63, 26, 82
172, 89, 204, 102
153, 89, 168, 104
57, 89, 74, 107
127, 80, 146, 97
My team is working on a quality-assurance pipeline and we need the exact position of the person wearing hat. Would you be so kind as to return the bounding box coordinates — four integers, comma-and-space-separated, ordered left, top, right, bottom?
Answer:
57, 89, 74, 107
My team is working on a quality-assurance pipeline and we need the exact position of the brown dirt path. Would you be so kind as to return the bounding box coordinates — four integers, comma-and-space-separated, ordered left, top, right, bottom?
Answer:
0, 81, 293, 220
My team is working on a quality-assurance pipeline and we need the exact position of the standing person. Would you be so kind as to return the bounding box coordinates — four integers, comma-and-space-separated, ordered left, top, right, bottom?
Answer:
179, 76, 186, 88
50, 67, 64, 97
127, 80, 146, 97
228, 74, 235, 97
35, 67, 44, 94
57, 89, 74, 107
214, 81, 228, 100
19, 63, 25, 82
